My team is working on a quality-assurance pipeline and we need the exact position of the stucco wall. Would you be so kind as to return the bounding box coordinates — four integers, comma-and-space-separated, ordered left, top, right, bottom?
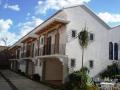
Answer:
109, 26, 120, 60
65, 6, 113, 77
34, 59, 43, 78
19, 61, 26, 73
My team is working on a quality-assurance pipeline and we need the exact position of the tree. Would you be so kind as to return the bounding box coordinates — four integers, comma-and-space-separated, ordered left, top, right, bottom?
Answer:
78, 26, 89, 69
78, 26, 89, 90
1, 36, 8, 46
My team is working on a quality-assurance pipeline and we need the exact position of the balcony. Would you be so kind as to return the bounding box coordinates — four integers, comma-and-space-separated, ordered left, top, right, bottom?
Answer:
20, 44, 66, 58
21, 50, 34, 58
10, 52, 20, 59
16, 54, 20, 59
36, 44, 65, 56
10, 54, 16, 59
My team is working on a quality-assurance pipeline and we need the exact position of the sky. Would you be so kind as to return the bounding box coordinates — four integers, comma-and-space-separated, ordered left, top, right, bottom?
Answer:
0, 0, 120, 46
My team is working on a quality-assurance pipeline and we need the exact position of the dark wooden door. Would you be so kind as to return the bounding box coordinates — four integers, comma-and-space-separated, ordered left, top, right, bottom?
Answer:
54, 32, 59, 54
47, 36, 52, 55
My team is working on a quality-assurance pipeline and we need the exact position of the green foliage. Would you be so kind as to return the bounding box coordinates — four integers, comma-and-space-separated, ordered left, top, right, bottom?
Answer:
100, 63, 120, 79
78, 27, 89, 48
78, 26, 89, 69
64, 67, 91, 90
87, 85, 99, 90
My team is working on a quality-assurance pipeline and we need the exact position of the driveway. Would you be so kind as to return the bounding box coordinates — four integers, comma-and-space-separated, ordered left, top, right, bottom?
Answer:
0, 73, 12, 90
0, 70, 54, 90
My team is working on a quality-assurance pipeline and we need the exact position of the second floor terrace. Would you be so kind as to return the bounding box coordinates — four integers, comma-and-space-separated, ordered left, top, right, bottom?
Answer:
20, 36, 66, 58
10, 18, 69, 59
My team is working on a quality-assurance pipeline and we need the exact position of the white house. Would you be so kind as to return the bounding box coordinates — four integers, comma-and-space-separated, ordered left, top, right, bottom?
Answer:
9, 5, 120, 85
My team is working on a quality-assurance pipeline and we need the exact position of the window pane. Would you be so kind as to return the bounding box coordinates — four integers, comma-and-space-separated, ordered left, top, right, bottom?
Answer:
114, 43, 118, 60
72, 30, 76, 37
41, 38, 44, 44
109, 42, 113, 60
71, 59, 75, 67
89, 60, 93, 68
90, 33, 94, 40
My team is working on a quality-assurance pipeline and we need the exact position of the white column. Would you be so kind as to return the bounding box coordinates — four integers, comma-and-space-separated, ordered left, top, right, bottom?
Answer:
59, 57, 68, 83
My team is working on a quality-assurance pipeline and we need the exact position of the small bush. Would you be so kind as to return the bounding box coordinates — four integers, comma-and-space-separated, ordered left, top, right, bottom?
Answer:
32, 74, 40, 81
20, 72, 26, 76
87, 85, 99, 90
100, 63, 120, 79
64, 67, 89, 90
18, 69, 21, 73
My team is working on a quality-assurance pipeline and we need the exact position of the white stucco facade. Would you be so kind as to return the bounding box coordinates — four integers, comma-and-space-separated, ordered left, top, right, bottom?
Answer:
9, 5, 120, 83
64, 5, 120, 78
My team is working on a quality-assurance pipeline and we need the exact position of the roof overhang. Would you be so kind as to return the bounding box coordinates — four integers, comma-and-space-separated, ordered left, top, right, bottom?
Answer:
21, 37, 37, 43
35, 18, 69, 35
9, 45, 20, 51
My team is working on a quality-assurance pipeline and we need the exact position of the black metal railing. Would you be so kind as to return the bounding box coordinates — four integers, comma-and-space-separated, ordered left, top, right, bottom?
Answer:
20, 44, 66, 58
36, 44, 66, 56
21, 50, 33, 58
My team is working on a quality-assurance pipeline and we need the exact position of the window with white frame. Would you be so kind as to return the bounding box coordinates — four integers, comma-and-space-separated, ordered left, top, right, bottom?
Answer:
40, 36, 44, 45
41, 37, 44, 45
71, 59, 76, 67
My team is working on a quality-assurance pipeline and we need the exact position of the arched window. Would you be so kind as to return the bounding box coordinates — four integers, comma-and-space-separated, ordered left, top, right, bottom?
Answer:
114, 43, 118, 60
109, 42, 113, 60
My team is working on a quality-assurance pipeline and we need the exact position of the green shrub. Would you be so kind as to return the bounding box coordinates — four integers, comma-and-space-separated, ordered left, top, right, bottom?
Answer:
64, 67, 90, 90
87, 85, 99, 90
100, 63, 120, 79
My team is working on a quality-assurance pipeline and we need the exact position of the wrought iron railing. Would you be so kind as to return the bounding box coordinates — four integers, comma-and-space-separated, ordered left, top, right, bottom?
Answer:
35, 44, 66, 56
20, 44, 66, 58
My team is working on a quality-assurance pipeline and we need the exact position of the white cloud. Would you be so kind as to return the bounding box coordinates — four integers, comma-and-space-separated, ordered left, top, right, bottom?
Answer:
18, 17, 43, 37
98, 12, 120, 23
0, 18, 18, 46
35, 0, 91, 14
0, 19, 12, 32
0, 17, 43, 46
4, 4, 20, 11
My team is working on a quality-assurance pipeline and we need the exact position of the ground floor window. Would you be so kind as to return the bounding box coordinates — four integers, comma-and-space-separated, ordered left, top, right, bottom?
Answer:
71, 59, 76, 67
89, 60, 94, 68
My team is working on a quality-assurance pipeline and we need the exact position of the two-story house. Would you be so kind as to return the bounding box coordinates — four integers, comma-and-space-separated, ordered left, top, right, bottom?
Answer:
9, 5, 120, 84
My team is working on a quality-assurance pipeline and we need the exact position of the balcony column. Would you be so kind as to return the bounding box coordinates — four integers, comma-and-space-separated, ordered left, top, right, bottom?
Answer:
16, 50, 17, 59
59, 57, 68, 83
25, 59, 29, 75
42, 59, 46, 80
11, 60, 14, 70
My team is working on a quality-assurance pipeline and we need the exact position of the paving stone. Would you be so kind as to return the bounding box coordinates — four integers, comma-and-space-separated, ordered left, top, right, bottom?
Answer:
0, 74, 12, 90
1, 70, 55, 90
